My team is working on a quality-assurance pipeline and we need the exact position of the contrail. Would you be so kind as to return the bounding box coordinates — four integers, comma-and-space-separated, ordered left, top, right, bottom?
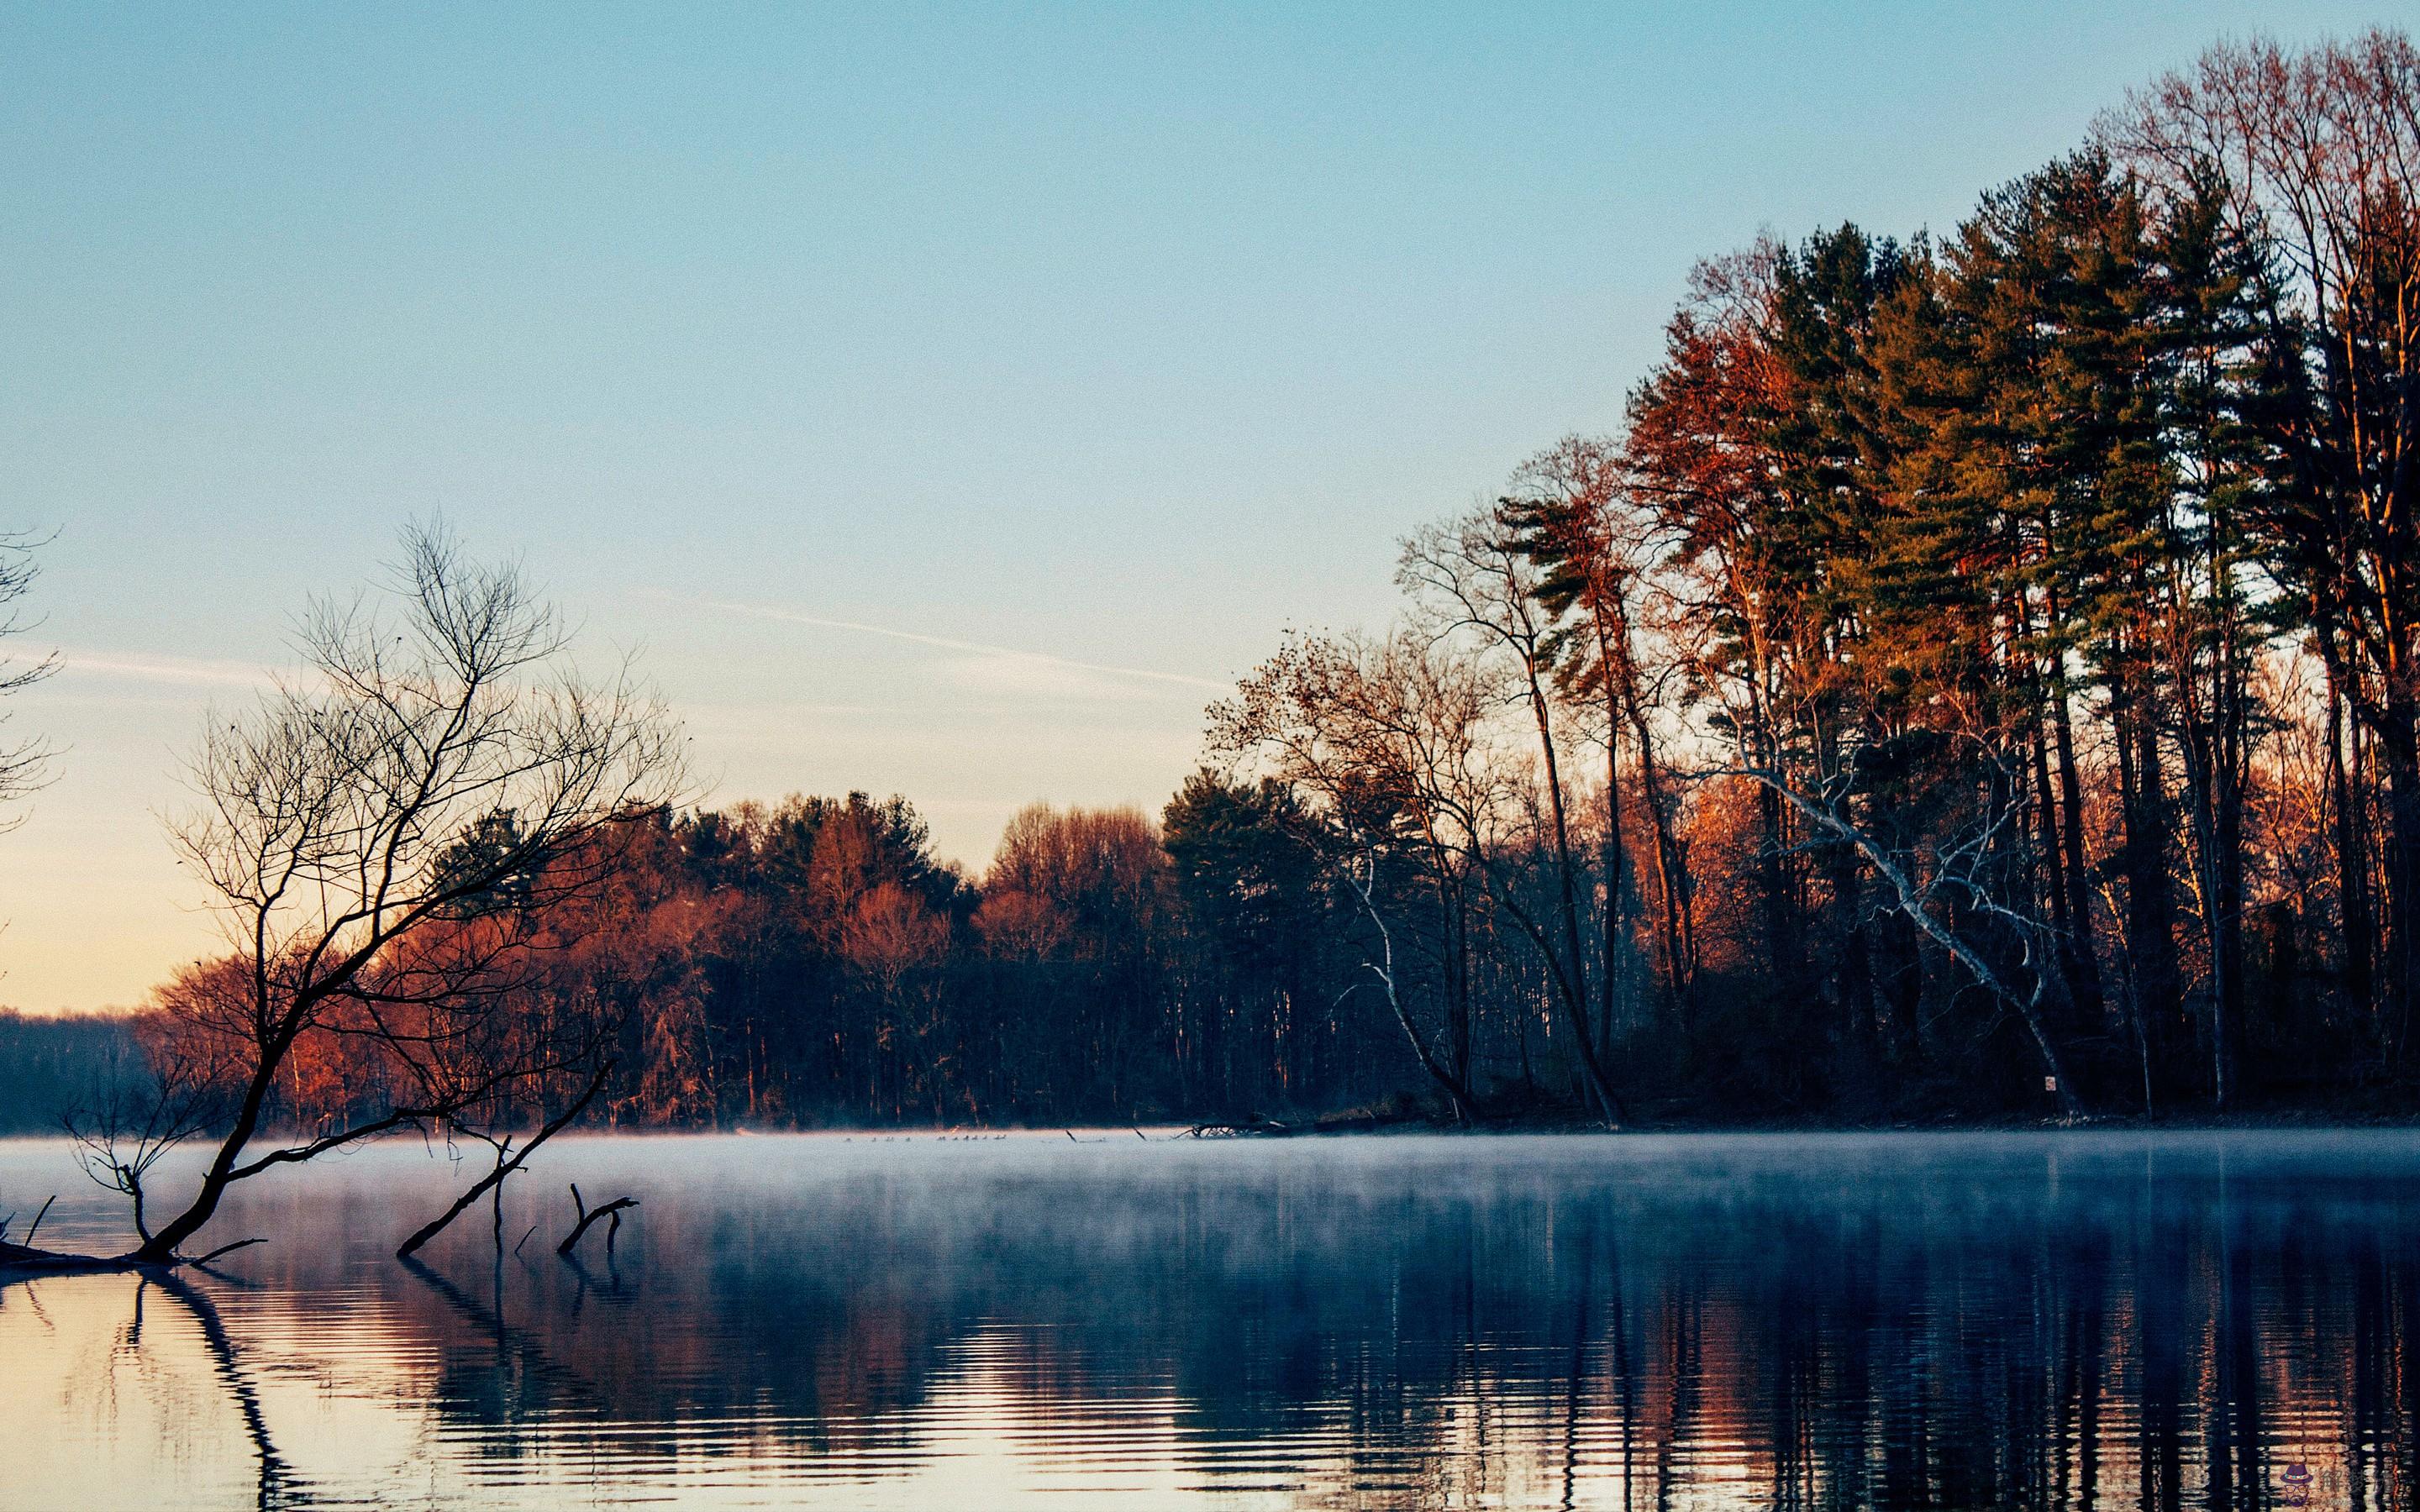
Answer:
663, 594, 1230, 693
49, 648, 273, 690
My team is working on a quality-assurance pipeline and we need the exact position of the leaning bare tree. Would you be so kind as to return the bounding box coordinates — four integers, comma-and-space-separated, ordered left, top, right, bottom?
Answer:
45, 522, 683, 1271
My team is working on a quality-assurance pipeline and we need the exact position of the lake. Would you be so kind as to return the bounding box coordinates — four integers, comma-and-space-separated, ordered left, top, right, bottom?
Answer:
1, 1130, 2413, 1509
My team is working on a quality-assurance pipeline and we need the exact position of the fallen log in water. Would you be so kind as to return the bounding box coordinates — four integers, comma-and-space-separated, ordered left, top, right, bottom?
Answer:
0, 1239, 133, 1274
1, 1193, 266, 1276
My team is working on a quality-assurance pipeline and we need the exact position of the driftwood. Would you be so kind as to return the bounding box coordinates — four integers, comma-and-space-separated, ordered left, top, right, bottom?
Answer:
556, 1184, 637, 1257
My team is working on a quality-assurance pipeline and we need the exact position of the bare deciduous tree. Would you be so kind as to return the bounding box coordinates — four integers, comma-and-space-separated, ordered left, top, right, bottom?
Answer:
0, 528, 55, 822
1213, 629, 1525, 1122
1400, 510, 1628, 1125
57, 522, 684, 1269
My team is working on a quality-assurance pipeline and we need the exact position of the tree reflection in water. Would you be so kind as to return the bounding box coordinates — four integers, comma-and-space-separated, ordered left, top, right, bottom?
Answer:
4, 1131, 2417, 1509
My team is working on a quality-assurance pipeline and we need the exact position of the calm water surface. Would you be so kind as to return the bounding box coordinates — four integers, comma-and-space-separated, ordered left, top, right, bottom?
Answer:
3, 1130, 2416, 1509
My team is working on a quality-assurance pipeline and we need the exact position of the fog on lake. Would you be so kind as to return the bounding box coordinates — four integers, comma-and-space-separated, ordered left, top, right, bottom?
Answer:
3, 1130, 2415, 1509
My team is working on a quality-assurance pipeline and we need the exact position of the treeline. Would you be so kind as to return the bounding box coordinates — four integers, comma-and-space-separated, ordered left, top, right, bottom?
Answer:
525, 788, 1404, 1126
100, 790, 1414, 1131
57, 30, 2420, 1132
0, 1011, 134, 1132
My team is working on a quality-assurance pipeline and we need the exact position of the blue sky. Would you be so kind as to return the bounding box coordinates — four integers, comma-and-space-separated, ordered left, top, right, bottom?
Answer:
0, 2, 2392, 1009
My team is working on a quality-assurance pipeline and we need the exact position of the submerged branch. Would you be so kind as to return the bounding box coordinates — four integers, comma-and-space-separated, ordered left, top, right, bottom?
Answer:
556, 1183, 637, 1257
396, 1059, 614, 1261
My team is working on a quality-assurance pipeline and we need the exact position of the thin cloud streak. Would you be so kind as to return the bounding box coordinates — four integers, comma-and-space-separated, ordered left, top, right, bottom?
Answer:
662, 593, 1231, 694
48, 648, 273, 690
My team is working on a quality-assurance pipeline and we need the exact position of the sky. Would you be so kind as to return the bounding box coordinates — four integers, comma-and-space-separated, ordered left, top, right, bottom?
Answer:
0, 1, 2395, 1012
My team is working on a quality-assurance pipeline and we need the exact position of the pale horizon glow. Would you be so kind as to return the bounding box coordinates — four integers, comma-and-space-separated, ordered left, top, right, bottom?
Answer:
0, 1, 2389, 1011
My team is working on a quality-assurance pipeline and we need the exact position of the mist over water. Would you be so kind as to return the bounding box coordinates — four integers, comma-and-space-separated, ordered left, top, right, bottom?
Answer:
3, 1130, 2416, 1509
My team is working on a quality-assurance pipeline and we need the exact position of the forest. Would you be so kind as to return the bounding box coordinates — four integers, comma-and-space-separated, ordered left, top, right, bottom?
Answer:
12, 30, 2420, 1153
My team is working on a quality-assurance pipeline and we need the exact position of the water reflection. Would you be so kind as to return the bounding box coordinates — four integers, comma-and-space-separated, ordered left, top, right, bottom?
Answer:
3, 1131, 2415, 1509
